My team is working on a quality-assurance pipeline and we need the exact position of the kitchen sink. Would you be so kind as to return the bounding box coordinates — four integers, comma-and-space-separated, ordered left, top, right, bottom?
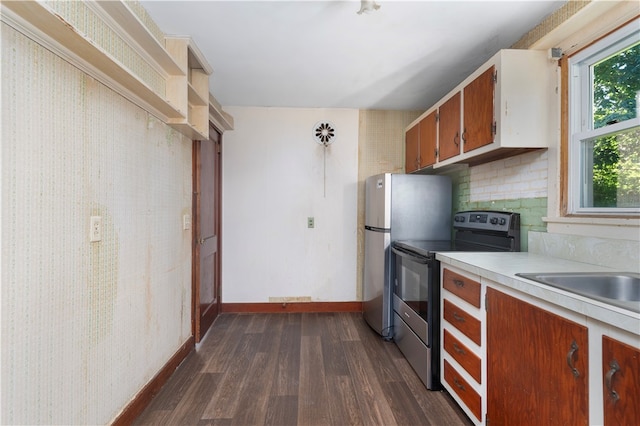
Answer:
515, 272, 640, 313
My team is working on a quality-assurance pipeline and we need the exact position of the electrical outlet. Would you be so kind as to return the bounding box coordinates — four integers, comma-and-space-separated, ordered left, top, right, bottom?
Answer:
307, 217, 314, 228
183, 214, 191, 230
90, 216, 102, 242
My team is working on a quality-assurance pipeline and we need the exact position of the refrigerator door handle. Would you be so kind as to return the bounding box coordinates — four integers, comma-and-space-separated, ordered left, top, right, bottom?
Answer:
365, 225, 390, 233
391, 246, 430, 264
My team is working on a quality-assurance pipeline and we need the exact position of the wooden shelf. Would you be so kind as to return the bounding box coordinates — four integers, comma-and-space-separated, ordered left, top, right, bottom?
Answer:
166, 36, 212, 140
93, 0, 185, 76
2, 0, 184, 122
2, 0, 219, 141
167, 121, 208, 141
188, 84, 206, 106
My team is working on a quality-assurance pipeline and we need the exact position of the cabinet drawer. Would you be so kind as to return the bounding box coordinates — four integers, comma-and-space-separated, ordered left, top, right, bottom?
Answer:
444, 329, 481, 383
444, 359, 481, 421
443, 268, 481, 308
444, 299, 481, 345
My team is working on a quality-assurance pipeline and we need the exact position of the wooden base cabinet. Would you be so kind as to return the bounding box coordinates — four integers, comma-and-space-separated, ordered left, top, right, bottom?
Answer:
486, 288, 589, 425
439, 259, 640, 426
441, 267, 484, 425
602, 336, 640, 425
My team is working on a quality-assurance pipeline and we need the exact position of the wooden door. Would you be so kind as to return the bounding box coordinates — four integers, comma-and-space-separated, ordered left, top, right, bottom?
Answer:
419, 110, 437, 168
463, 66, 495, 153
487, 288, 589, 425
405, 124, 419, 173
192, 123, 222, 342
602, 336, 640, 425
438, 92, 461, 161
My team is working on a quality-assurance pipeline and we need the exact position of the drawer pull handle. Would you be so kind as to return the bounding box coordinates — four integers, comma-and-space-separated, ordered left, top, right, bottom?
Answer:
453, 377, 466, 391
566, 340, 580, 378
452, 312, 465, 322
453, 279, 465, 287
452, 342, 466, 355
605, 359, 620, 402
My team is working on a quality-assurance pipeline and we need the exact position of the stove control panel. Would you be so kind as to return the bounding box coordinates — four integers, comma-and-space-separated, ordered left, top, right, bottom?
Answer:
453, 211, 519, 234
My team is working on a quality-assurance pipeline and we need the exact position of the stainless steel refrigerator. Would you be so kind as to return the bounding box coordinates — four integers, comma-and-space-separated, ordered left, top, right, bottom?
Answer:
363, 173, 451, 337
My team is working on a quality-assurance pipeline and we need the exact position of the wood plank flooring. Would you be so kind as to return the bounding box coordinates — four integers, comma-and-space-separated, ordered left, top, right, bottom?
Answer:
134, 312, 472, 426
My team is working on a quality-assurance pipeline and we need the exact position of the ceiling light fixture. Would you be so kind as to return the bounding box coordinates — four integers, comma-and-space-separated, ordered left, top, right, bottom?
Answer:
357, 0, 381, 15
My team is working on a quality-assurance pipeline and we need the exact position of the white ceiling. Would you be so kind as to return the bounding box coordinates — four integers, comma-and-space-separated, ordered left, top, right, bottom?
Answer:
140, 0, 566, 110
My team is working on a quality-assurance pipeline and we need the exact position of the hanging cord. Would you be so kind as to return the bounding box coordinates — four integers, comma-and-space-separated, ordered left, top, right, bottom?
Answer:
313, 121, 335, 198
323, 144, 327, 198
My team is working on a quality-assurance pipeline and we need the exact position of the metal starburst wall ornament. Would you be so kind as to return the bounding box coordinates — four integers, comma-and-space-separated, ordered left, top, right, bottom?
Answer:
312, 121, 337, 197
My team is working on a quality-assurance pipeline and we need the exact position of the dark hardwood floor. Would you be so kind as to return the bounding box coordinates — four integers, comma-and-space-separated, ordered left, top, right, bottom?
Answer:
134, 312, 472, 426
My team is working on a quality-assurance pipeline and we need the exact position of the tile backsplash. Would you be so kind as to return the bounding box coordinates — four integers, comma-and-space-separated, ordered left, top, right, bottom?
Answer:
447, 150, 548, 252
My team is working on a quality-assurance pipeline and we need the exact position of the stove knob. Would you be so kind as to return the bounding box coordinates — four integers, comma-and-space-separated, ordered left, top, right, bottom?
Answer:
490, 217, 499, 225
499, 218, 506, 225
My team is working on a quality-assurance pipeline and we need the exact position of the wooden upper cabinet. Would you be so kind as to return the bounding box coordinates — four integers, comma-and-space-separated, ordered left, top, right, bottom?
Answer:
405, 124, 420, 173
403, 50, 554, 169
487, 288, 589, 426
602, 336, 640, 425
463, 66, 495, 153
405, 110, 437, 173
419, 110, 437, 168
438, 92, 461, 162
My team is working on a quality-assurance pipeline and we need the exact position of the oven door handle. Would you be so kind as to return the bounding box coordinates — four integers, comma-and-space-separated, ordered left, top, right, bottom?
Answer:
392, 246, 430, 264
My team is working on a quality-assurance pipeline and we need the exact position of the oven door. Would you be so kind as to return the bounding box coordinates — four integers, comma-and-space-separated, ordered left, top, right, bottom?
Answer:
391, 245, 438, 346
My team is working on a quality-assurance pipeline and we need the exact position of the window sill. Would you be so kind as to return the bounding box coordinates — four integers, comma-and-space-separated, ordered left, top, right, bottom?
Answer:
543, 216, 640, 241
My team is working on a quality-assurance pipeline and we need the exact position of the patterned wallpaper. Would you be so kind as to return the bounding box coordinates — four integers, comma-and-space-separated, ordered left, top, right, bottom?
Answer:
1, 23, 192, 424
511, 0, 591, 49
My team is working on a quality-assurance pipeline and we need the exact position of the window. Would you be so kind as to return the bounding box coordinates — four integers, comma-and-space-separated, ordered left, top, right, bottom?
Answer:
568, 20, 640, 215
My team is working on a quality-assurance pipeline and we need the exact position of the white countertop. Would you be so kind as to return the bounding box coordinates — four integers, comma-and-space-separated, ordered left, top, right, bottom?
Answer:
435, 251, 640, 335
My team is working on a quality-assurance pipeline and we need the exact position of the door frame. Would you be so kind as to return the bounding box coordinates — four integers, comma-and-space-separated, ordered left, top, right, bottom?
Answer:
192, 122, 222, 342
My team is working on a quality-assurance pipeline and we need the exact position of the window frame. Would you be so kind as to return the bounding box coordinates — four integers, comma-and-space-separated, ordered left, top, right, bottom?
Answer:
566, 19, 640, 216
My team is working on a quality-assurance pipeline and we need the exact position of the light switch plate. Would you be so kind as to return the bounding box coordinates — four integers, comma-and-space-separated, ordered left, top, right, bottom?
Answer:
183, 214, 191, 230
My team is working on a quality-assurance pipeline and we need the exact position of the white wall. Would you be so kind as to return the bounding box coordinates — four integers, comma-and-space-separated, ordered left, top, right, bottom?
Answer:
1, 24, 192, 424
222, 107, 359, 303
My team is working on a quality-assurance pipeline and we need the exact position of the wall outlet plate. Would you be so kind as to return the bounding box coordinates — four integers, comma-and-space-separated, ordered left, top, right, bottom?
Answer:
307, 217, 314, 228
90, 216, 102, 242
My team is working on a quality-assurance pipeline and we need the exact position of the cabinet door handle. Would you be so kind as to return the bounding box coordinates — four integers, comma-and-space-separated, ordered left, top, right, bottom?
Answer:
454, 131, 460, 147
453, 279, 465, 287
452, 312, 465, 323
461, 128, 467, 143
566, 340, 580, 378
453, 342, 466, 355
605, 359, 620, 402
453, 377, 466, 391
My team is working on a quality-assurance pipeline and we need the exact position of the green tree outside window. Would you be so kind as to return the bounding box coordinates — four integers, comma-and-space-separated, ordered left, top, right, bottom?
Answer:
589, 42, 640, 208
